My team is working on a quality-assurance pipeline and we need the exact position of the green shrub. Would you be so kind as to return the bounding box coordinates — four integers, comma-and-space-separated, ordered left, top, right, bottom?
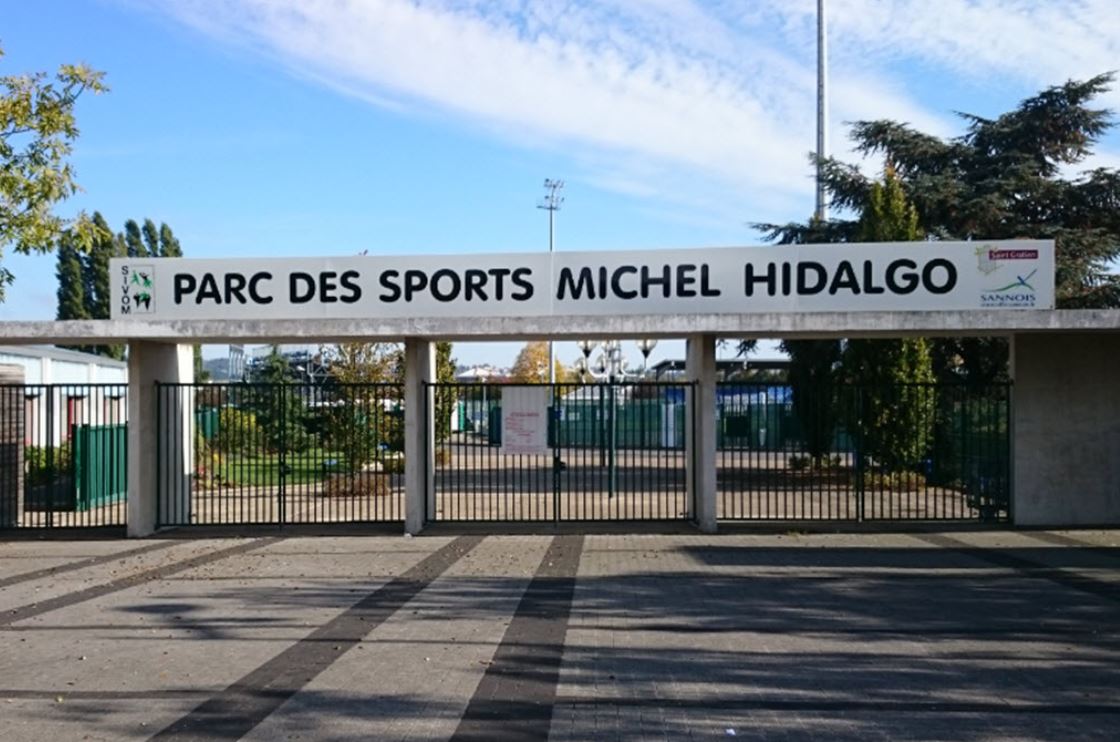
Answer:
214, 407, 264, 454
25, 444, 71, 485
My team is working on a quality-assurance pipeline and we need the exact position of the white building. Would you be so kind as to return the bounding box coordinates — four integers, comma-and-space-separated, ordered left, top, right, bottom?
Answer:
0, 346, 128, 447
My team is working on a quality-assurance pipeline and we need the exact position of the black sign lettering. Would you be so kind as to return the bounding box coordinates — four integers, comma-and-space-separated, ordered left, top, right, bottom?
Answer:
885, 259, 919, 294
225, 273, 248, 304
556, 267, 596, 301
797, 263, 827, 294
700, 264, 721, 297
339, 270, 361, 304
744, 262, 777, 297
174, 274, 196, 305
828, 261, 861, 295
290, 272, 316, 303
510, 268, 534, 301
196, 273, 222, 304
464, 269, 488, 301
404, 270, 428, 301
379, 270, 401, 302
611, 265, 639, 300
923, 259, 957, 294
249, 272, 273, 304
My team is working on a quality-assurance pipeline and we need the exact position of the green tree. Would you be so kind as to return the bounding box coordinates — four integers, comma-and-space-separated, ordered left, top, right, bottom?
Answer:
760, 74, 1120, 381
141, 219, 160, 257
0, 44, 107, 300
434, 341, 457, 444
123, 219, 146, 258
321, 342, 402, 471
841, 170, 936, 470
510, 341, 572, 383
55, 234, 89, 353
84, 212, 125, 360
159, 223, 182, 257
781, 337, 841, 461
248, 347, 311, 454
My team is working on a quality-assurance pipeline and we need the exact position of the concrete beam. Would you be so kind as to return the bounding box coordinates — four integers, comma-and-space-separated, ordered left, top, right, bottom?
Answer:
1013, 333, 1120, 526
404, 339, 435, 535
0, 310, 1118, 345
127, 342, 193, 537
686, 334, 718, 533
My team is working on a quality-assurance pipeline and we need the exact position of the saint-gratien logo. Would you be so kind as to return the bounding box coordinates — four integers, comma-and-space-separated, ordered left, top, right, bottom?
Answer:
120, 265, 155, 314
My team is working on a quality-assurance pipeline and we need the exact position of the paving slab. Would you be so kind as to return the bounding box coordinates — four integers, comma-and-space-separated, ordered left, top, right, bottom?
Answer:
0, 529, 1117, 741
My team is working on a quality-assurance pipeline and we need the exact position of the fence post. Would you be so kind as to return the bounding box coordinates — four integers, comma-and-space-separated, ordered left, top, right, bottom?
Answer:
404, 339, 434, 535
686, 334, 717, 532
0, 366, 26, 527
127, 342, 193, 537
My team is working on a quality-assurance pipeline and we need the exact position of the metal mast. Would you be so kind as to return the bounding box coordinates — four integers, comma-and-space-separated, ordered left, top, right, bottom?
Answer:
538, 179, 564, 383
815, 0, 829, 222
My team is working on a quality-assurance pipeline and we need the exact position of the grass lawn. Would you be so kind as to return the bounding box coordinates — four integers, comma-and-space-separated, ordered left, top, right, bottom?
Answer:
215, 448, 403, 486
218, 448, 339, 486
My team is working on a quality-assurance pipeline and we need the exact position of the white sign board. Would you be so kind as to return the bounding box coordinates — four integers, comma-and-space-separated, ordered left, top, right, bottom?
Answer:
500, 387, 551, 456
111, 240, 1055, 320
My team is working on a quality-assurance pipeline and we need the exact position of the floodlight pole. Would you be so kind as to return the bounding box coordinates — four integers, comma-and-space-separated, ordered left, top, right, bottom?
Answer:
538, 179, 564, 383
815, 0, 829, 222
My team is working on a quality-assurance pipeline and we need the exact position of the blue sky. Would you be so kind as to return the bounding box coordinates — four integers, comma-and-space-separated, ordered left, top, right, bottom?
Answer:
3, 0, 1119, 368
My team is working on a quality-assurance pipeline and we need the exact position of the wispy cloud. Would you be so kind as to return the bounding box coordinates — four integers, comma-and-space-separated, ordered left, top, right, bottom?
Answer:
140, 0, 1118, 221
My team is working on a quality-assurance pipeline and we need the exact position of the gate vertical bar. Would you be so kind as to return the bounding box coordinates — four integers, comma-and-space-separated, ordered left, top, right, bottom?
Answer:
278, 385, 286, 526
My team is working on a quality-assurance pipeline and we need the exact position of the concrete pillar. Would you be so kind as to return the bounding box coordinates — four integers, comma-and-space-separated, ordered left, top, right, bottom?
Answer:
686, 334, 718, 533
127, 342, 193, 537
404, 338, 435, 535
1012, 333, 1120, 526
0, 364, 25, 527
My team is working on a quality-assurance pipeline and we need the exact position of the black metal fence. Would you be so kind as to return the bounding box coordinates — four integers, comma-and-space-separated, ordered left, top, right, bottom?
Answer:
156, 382, 404, 527
428, 382, 694, 522
0, 383, 128, 530
717, 382, 1011, 521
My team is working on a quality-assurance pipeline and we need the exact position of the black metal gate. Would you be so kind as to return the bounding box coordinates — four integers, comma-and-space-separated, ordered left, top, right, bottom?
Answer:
427, 382, 694, 522
717, 382, 1011, 522
1, 383, 128, 531
156, 382, 404, 527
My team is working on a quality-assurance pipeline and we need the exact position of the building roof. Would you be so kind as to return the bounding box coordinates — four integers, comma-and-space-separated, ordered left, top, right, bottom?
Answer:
0, 344, 127, 368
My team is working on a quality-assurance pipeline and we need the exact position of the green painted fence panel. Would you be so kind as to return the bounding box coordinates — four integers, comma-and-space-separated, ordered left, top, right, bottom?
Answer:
71, 423, 127, 511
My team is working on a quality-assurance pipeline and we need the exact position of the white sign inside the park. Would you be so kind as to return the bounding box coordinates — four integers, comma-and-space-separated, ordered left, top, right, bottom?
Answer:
111, 240, 1055, 320
499, 387, 551, 456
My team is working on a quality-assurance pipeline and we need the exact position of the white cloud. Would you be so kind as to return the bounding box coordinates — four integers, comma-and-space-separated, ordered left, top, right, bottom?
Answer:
142, 0, 1118, 223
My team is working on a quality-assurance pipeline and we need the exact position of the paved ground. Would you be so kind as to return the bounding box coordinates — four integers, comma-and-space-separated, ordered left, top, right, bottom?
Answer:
1, 529, 1118, 741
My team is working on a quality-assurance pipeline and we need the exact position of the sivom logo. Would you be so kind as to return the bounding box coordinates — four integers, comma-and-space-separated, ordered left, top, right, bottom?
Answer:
119, 264, 155, 315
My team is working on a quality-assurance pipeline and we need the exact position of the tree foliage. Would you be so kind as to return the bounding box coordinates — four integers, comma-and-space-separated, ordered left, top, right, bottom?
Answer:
247, 347, 311, 454
320, 343, 402, 471
55, 213, 180, 359
0, 44, 107, 300
510, 341, 572, 383
434, 341, 457, 444
761, 74, 1120, 305
55, 233, 88, 353
842, 170, 936, 470
758, 74, 1120, 382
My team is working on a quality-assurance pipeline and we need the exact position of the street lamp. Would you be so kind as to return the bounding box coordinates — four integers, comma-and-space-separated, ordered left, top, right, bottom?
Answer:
636, 338, 658, 375
574, 339, 658, 499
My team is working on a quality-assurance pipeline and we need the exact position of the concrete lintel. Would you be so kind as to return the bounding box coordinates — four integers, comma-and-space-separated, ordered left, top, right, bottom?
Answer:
1, 310, 1119, 345
404, 339, 435, 535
